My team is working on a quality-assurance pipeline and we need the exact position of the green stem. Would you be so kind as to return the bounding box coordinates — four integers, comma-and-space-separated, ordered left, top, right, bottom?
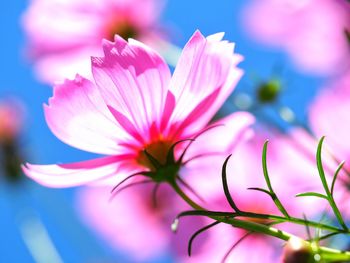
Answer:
317, 137, 348, 231
262, 141, 290, 218
171, 182, 350, 262
170, 181, 205, 211
236, 211, 342, 233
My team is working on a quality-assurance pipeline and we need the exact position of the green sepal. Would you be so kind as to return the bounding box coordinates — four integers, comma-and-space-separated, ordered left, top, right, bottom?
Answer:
295, 192, 328, 200
222, 154, 241, 212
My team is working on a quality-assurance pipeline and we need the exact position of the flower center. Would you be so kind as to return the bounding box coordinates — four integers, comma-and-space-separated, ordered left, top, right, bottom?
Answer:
137, 140, 173, 170
105, 18, 138, 42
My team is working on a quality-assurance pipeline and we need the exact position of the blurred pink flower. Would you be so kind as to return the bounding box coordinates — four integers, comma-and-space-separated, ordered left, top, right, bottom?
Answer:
22, 0, 166, 83
23, 31, 254, 190
0, 100, 24, 143
308, 71, 350, 215
242, 0, 350, 75
309, 71, 350, 160
76, 184, 195, 261
76, 131, 324, 262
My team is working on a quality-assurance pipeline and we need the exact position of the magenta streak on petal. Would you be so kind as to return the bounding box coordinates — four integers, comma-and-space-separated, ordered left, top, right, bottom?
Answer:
170, 87, 221, 138
148, 121, 160, 142
58, 155, 126, 169
160, 91, 176, 132
22, 156, 126, 188
107, 105, 145, 145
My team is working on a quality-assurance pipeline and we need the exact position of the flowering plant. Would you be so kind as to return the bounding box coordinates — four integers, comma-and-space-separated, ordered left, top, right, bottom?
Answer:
20, 23, 350, 263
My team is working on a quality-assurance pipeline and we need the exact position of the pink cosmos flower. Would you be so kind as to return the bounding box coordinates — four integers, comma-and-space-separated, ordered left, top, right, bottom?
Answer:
76, 131, 324, 263
242, 0, 350, 75
75, 113, 255, 262
22, 0, 166, 83
22, 31, 254, 193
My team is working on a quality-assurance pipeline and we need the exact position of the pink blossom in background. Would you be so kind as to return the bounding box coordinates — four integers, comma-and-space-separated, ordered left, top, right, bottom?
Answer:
76, 185, 177, 261
309, 71, 350, 160
0, 99, 24, 143
308, 70, 350, 215
76, 184, 199, 262
22, 0, 166, 83
242, 0, 350, 75
23, 31, 254, 192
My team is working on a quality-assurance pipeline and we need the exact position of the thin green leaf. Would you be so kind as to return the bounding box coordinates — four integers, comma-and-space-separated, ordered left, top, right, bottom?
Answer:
176, 210, 235, 219
111, 171, 151, 193
331, 161, 345, 196
317, 232, 343, 242
316, 136, 329, 193
183, 152, 222, 165
316, 137, 348, 230
176, 175, 206, 203
177, 124, 223, 164
262, 141, 290, 218
295, 192, 328, 200
221, 232, 252, 263
109, 180, 153, 201
303, 214, 312, 241
222, 155, 241, 212
188, 221, 220, 256
166, 139, 193, 164
262, 141, 273, 191
247, 187, 272, 196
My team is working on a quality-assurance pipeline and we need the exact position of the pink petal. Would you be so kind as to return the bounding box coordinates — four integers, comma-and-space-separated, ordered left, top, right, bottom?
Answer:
45, 75, 130, 155
170, 88, 221, 137
185, 111, 255, 158
22, 156, 131, 188
160, 91, 176, 132
181, 112, 255, 200
168, 30, 243, 134
91, 36, 171, 140
107, 106, 145, 144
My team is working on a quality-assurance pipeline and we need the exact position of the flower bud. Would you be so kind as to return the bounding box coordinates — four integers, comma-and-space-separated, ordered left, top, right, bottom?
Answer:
282, 237, 315, 263
256, 79, 281, 104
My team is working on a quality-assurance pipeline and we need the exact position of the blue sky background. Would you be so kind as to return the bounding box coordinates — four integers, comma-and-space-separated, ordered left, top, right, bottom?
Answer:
0, 0, 326, 262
